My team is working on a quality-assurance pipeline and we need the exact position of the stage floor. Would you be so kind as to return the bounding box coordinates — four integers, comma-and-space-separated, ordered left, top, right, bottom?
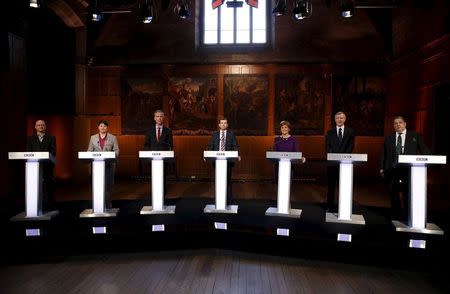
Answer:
1, 179, 449, 277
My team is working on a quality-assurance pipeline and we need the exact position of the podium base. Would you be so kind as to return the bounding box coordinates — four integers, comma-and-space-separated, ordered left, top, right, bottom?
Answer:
265, 207, 302, 218
204, 204, 238, 214
140, 205, 176, 215
10, 210, 59, 221
325, 213, 366, 225
79, 208, 119, 218
392, 221, 444, 235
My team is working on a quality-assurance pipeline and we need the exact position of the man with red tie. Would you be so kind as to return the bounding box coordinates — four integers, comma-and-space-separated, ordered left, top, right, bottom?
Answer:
144, 110, 173, 151
207, 117, 239, 204
144, 110, 174, 198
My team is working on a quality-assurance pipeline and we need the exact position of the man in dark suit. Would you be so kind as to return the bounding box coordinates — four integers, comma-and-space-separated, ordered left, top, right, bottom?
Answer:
207, 117, 239, 204
144, 110, 173, 151
26, 120, 56, 210
325, 111, 355, 212
380, 116, 430, 219
144, 110, 174, 198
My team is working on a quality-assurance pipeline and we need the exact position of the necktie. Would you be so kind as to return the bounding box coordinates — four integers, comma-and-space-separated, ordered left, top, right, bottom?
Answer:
396, 133, 402, 155
220, 131, 225, 151
157, 127, 161, 142
338, 128, 343, 142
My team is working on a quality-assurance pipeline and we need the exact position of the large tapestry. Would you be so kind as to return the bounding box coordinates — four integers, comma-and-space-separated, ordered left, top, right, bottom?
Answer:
121, 78, 164, 134
275, 75, 327, 135
224, 75, 268, 135
332, 76, 386, 136
168, 77, 218, 135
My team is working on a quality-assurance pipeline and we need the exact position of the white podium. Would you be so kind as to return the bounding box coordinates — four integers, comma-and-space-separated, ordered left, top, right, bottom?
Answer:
139, 151, 175, 214
203, 151, 239, 213
265, 151, 303, 218
8, 152, 59, 221
325, 153, 367, 225
392, 155, 446, 235
78, 151, 119, 217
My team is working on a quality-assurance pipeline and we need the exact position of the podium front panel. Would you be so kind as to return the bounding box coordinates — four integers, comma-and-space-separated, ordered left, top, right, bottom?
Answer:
266, 151, 302, 161
398, 155, 446, 165
139, 151, 174, 159
327, 153, 367, 162
78, 151, 116, 160
203, 151, 238, 160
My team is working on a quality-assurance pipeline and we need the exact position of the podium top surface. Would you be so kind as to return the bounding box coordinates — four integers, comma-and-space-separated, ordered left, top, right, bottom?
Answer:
204, 151, 239, 159
8, 152, 55, 163
327, 153, 368, 162
78, 151, 116, 160
139, 151, 174, 159
398, 155, 446, 165
266, 151, 302, 161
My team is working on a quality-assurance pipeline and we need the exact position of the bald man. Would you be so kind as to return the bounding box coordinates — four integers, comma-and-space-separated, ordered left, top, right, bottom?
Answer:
26, 120, 56, 210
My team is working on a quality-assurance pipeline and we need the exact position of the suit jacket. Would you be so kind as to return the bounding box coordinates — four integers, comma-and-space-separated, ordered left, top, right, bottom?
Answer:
87, 133, 120, 157
144, 125, 173, 151
380, 130, 430, 172
207, 130, 239, 151
26, 133, 56, 157
325, 126, 355, 153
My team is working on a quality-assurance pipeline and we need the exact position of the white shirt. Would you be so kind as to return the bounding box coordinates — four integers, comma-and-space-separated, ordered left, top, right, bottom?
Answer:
336, 125, 345, 137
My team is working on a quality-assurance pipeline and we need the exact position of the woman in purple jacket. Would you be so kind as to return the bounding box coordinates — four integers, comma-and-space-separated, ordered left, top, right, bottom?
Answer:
272, 121, 306, 181
273, 120, 300, 152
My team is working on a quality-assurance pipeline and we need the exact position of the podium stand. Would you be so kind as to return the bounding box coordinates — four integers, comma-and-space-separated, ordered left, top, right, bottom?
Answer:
265, 151, 303, 218
78, 151, 119, 217
203, 151, 239, 213
8, 152, 59, 221
392, 155, 446, 235
325, 153, 367, 225
139, 151, 175, 214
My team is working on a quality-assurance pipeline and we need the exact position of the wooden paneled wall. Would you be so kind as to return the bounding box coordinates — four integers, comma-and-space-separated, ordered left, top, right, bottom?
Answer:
68, 64, 389, 181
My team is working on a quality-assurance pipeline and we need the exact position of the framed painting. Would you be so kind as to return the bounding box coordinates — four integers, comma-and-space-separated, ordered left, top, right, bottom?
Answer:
224, 75, 268, 135
275, 75, 327, 135
332, 76, 386, 136
121, 77, 164, 134
168, 77, 218, 135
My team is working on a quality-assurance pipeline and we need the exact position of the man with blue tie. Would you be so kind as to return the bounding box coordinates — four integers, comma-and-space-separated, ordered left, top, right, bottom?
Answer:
207, 117, 239, 204
380, 116, 430, 219
325, 111, 355, 212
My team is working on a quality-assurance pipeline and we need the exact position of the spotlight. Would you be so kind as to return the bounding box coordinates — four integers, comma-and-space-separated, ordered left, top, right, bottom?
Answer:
340, 0, 354, 18
141, 0, 153, 23
91, 13, 103, 22
90, 0, 103, 22
272, 0, 286, 17
175, 0, 190, 19
293, 0, 312, 20
29, 0, 41, 8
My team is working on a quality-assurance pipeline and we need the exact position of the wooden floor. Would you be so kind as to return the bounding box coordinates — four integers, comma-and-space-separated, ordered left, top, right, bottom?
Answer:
0, 249, 444, 294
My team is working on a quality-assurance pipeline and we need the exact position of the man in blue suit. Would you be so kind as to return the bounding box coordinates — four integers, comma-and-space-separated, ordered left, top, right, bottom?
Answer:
207, 117, 239, 204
